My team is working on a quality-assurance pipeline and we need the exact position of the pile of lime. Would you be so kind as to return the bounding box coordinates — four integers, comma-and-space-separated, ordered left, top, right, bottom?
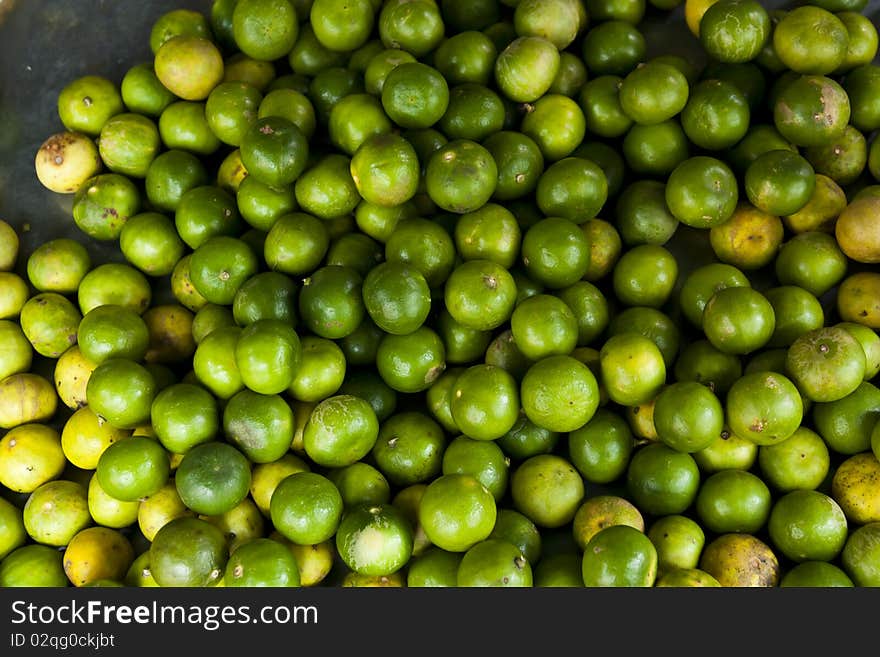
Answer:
2, 0, 880, 588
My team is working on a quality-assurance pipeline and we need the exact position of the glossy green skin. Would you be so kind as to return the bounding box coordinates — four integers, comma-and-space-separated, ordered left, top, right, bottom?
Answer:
614, 180, 678, 247
378, 0, 444, 58
149, 517, 227, 587
98, 113, 161, 178
803, 125, 867, 187
425, 139, 497, 214
681, 79, 751, 150
813, 382, 880, 454
774, 5, 848, 75
225, 538, 300, 587
700, 0, 771, 64
0, 544, 68, 587
86, 358, 157, 429
232, 0, 299, 61
376, 326, 446, 394
72, 173, 141, 241
774, 231, 848, 298
336, 503, 413, 576
695, 470, 772, 534
758, 427, 830, 492
149, 8, 212, 53
786, 327, 865, 403
158, 101, 222, 155
449, 364, 520, 442
193, 326, 244, 400
232, 271, 298, 327
612, 244, 678, 309
665, 156, 738, 228
582, 21, 646, 78
407, 547, 463, 587
119, 212, 185, 277
483, 130, 545, 201
768, 490, 848, 562
381, 62, 449, 130
258, 89, 317, 140
568, 408, 634, 484
442, 436, 509, 503
725, 371, 804, 446
295, 154, 360, 220
534, 552, 584, 587
96, 435, 169, 501
328, 461, 391, 508
338, 319, 385, 368
520, 355, 600, 433
841, 522, 880, 586
310, 66, 367, 126
439, 83, 505, 142
619, 61, 689, 125
121, 63, 176, 117
443, 259, 517, 331
647, 515, 706, 573
288, 336, 347, 402
522, 94, 586, 162
328, 93, 391, 155
263, 212, 330, 277
626, 443, 701, 516
151, 382, 218, 454
189, 236, 259, 306
175, 441, 251, 516
622, 119, 691, 176
77, 304, 149, 364
58, 75, 124, 136
609, 306, 680, 368
510, 294, 578, 361
497, 414, 559, 462
270, 472, 344, 545
205, 82, 262, 147
773, 75, 851, 147
237, 178, 297, 233
579, 75, 633, 141
673, 340, 743, 396
240, 116, 309, 187
581, 525, 658, 587
555, 281, 609, 347
726, 123, 797, 173
338, 370, 397, 423
495, 36, 560, 103
386, 217, 457, 289
702, 286, 776, 355
78, 263, 152, 315
654, 382, 725, 454
175, 184, 242, 249
678, 262, 750, 329
535, 157, 607, 224
223, 390, 295, 464
362, 262, 431, 336
489, 509, 541, 565
310, 0, 374, 53
745, 150, 815, 216
599, 332, 666, 406
521, 217, 590, 289
457, 539, 533, 587
780, 561, 854, 587
303, 394, 380, 467
298, 265, 365, 340
19, 292, 81, 358
364, 48, 417, 95
351, 133, 419, 207
434, 31, 497, 86
425, 367, 464, 434
844, 64, 880, 132
235, 319, 302, 395
418, 473, 497, 552
372, 411, 445, 487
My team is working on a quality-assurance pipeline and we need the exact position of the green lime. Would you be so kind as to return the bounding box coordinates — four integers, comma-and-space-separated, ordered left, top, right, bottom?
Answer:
175, 441, 251, 516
